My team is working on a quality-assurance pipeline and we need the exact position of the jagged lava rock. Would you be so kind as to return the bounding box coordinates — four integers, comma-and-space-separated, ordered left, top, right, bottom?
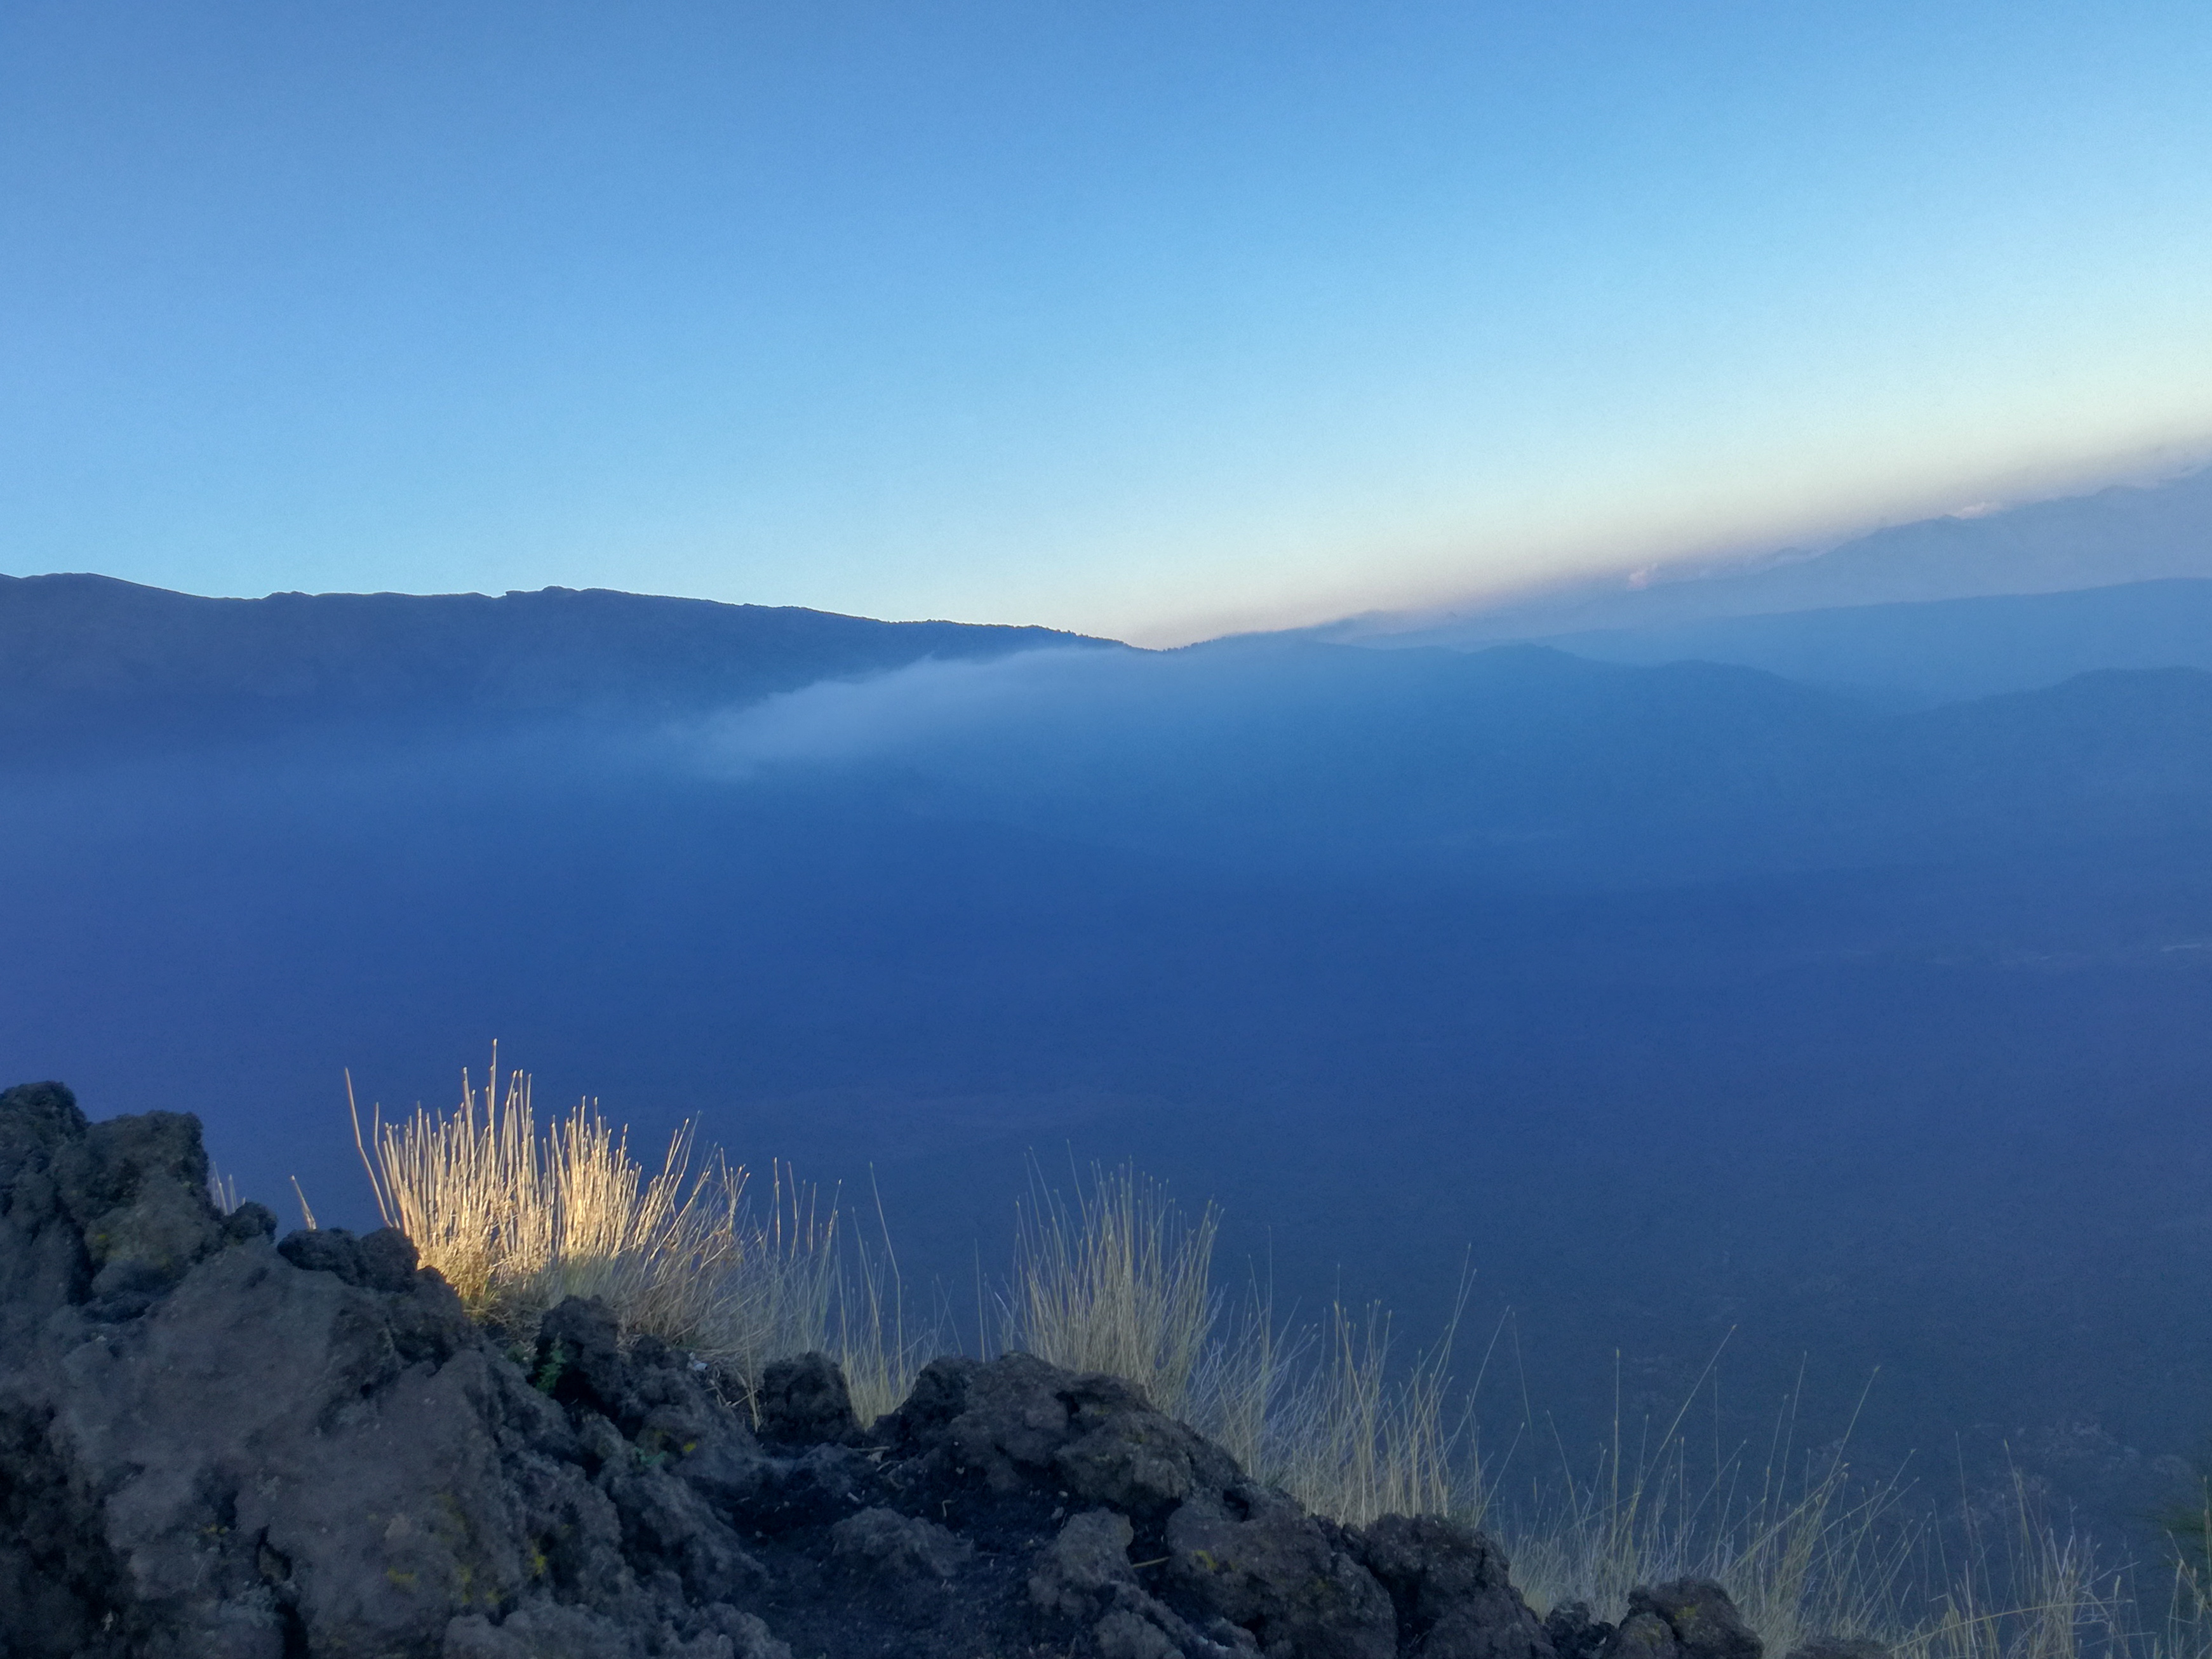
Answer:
1358, 1515, 1557, 1659
2, 1083, 1579, 1658
1545, 1602, 1618, 1659
1599, 1581, 1764, 1659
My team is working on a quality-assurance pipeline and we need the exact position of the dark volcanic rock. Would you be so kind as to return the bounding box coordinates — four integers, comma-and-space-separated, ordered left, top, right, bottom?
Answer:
1358, 1515, 1555, 1659
1599, 1582, 1764, 1659
754, 1352, 861, 1447
1607, 1609, 1686, 1659
882, 1350, 1243, 1514
1163, 1489, 1395, 1659
1, 1083, 1581, 1658
276, 1223, 423, 1291
1545, 1602, 1618, 1659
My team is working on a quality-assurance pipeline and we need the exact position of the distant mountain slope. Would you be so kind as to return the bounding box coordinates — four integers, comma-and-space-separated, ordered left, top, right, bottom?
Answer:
0, 574, 1104, 761
700, 637, 2212, 884
8, 599, 2212, 1535
1525, 577, 2212, 703
1323, 464, 2212, 646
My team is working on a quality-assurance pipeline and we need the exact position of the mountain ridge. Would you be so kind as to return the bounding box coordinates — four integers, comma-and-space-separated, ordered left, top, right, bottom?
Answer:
0, 571, 1109, 763
1312, 463, 2212, 647
1520, 576, 2212, 703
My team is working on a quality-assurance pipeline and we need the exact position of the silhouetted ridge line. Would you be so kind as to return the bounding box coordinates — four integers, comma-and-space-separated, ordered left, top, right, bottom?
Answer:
1316, 463, 2212, 646
0, 573, 1111, 762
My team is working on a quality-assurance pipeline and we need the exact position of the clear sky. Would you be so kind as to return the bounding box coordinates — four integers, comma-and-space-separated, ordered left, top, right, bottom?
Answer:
4, 3, 2209, 645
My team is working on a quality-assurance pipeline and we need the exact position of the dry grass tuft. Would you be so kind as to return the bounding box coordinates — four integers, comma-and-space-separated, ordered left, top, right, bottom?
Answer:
1236, 1298, 1466, 1526
993, 1161, 1474, 1528
1891, 1469, 2136, 1659
998, 1163, 1220, 1417
354, 1060, 743, 1349
344, 1079, 2195, 1659
1491, 1361, 1915, 1650
352, 1055, 928, 1417
1487, 1374, 2170, 1659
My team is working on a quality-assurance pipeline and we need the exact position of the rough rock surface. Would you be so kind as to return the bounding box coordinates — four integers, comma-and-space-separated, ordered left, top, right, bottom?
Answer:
0, 1083, 1704, 1658
1597, 1582, 1765, 1659
1545, 1602, 1618, 1659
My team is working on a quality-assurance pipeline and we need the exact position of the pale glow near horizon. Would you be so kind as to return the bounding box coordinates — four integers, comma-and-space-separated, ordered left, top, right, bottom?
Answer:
3, 3, 2209, 645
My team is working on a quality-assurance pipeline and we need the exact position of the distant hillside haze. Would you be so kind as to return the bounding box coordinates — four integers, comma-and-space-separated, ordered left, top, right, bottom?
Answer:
8, 627, 2212, 1538
1523, 577, 2212, 704
10, 556, 2212, 876
689, 639, 2212, 884
11, 493, 2212, 1540
0, 573, 1104, 762
1328, 463, 2212, 646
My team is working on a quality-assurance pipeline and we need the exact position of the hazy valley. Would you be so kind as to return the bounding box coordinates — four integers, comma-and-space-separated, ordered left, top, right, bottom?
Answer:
10, 477, 2212, 1555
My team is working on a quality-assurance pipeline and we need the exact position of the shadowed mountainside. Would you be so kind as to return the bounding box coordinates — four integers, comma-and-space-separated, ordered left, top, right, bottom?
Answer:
1323, 465, 2212, 646
0, 573, 1106, 764
749, 639, 2212, 882
7, 577, 2212, 1548
1504, 579, 2212, 707
1520, 578, 2212, 704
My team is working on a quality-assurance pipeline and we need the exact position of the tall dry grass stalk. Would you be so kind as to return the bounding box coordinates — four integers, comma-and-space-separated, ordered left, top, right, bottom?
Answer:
1241, 1300, 1466, 1526
354, 1059, 743, 1349
344, 1083, 2189, 1659
999, 1163, 1220, 1418
352, 1056, 929, 1416
831, 1217, 919, 1429
1493, 1363, 1917, 1651
995, 1163, 1475, 1527
1889, 1469, 2135, 1659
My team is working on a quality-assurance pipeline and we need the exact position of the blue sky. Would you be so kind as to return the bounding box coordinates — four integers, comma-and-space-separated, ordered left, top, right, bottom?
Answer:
3, 2, 2209, 644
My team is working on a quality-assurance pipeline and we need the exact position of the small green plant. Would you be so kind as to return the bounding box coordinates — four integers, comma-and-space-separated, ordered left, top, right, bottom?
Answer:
532, 1341, 570, 1396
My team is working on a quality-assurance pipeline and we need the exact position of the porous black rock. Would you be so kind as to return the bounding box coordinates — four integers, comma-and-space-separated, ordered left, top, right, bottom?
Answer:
276, 1223, 423, 1291
1162, 1486, 1394, 1658
1545, 1601, 1618, 1659
0, 1084, 1625, 1658
1599, 1581, 1764, 1659
1358, 1514, 1555, 1659
754, 1351, 861, 1446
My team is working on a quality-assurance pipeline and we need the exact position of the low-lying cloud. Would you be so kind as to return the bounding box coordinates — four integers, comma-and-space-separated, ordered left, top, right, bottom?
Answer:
692, 646, 1137, 775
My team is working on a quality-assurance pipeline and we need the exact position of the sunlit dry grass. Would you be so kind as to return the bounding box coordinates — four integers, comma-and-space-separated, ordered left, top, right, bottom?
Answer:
345, 1074, 2201, 1659
352, 1055, 927, 1416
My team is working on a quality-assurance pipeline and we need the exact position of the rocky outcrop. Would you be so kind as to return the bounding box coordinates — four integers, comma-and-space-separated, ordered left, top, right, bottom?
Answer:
0, 1081, 1698, 1659
1597, 1582, 1765, 1659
